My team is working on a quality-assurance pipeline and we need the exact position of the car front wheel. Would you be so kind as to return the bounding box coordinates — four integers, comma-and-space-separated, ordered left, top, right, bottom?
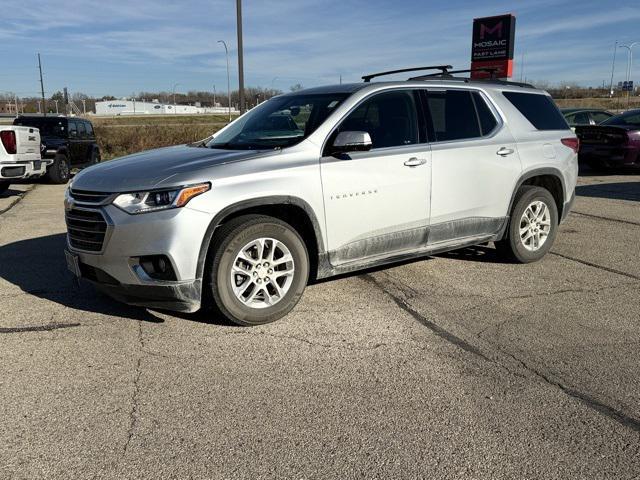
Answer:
207, 214, 309, 326
0, 181, 9, 195
495, 185, 558, 263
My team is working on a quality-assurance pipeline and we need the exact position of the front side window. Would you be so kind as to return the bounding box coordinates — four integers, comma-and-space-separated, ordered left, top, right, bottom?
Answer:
84, 122, 94, 136
68, 120, 78, 137
77, 122, 86, 137
206, 93, 348, 150
590, 112, 612, 124
332, 90, 419, 149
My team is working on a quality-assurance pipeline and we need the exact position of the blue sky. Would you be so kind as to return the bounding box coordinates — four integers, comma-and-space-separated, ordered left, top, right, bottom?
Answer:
1, 0, 639, 98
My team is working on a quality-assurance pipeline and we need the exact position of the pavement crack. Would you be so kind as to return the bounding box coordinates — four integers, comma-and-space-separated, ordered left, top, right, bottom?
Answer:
364, 272, 640, 434
550, 252, 640, 281
500, 351, 640, 433
0, 322, 80, 333
361, 273, 493, 363
123, 321, 143, 456
571, 210, 640, 227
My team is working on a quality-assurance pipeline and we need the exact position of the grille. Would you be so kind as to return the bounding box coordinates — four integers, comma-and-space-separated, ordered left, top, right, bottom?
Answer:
65, 208, 108, 252
69, 188, 114, 204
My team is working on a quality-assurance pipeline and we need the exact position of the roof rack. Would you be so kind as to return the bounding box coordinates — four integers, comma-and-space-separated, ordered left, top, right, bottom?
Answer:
409, 67, 499, 80
362, 65, 453, 83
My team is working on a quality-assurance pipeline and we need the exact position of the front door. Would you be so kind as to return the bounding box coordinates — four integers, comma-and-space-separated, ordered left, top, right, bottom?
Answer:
320, 89, 431, 266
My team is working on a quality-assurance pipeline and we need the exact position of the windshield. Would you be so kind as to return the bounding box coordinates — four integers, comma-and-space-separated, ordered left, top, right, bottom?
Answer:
14, 118, 66, 137
206, 93, 349, 150
602, 111, 640, 127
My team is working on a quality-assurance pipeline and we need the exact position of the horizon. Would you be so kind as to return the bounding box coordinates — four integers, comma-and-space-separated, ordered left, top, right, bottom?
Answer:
1, 0, 639, 98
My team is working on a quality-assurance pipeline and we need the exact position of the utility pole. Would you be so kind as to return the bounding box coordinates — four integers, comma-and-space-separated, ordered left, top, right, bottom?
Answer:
213, 84, 216, 107
619, 42, 638, 108
38, 53, 46, 116
609, 40, 618, 98
54, 99, 59, 114
82, 99, 86, 115
218, 40, 232, 122
236, 0, 245, 114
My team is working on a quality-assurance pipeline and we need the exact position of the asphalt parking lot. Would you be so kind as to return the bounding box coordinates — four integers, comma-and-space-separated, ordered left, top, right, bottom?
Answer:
1, 173, 639, 479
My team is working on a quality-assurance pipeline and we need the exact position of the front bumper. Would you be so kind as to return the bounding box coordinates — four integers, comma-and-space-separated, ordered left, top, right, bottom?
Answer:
67, 203, 214, 312
0, 159, 52, 180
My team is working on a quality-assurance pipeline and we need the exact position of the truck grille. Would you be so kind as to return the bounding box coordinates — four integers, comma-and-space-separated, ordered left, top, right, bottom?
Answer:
69, 189, 114, 205
65, 208, 108, 252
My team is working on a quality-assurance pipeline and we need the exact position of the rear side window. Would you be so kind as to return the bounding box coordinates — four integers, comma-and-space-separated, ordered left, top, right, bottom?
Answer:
472, 92, 498, 135
590, 112, 612, 124
425, 90, 481, 141
503, 92, 568, 130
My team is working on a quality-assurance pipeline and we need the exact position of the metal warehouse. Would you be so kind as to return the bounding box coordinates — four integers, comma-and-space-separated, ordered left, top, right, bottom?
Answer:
95, 100, 237, 116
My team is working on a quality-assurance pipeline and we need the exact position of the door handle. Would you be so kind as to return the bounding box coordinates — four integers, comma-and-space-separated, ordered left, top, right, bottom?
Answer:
404, 157, 427, 167
497, 147, 515, 157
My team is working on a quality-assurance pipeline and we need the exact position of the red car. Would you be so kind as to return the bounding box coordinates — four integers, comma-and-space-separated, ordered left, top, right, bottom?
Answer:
576, 109, 640, 170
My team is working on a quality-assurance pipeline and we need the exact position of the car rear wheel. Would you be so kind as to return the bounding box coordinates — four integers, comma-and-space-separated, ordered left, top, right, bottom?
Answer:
495, 185, 558, 263
89, 148, 101, 166
0, 181, 9, 195
207, 214, 309, 326
46, 154, 70, 184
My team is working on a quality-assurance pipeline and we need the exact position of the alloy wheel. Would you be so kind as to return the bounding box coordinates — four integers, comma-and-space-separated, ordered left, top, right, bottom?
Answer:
519, 200, 551, 252
230, 237, 295, 309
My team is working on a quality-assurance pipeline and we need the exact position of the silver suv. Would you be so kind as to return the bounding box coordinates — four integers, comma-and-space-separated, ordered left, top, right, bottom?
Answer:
65, 68, 578, 325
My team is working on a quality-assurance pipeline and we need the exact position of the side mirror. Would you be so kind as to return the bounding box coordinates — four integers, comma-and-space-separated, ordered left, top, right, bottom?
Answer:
332, 131, 372, 154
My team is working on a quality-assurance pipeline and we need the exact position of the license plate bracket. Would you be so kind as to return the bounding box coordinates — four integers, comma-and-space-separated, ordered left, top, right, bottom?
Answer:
65, 250, 81, 277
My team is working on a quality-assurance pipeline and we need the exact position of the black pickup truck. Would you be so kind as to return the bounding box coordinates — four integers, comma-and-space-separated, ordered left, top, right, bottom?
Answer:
13, 116, 101, 184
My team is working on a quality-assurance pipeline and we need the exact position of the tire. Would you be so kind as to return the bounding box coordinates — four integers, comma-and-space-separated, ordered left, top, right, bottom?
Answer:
89, 148, 101, 166
46, 154, 71, 184
495, 185, 558, 263
207, 214, 309, 326
0, 181, 9, 195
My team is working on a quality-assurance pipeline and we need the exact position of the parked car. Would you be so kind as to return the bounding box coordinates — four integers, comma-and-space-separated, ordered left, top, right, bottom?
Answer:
64, 67, 578, 325
0, 125, 49, 194
575, 109, 640, 170
12, 116, 101, 184
561, 108, 614, 130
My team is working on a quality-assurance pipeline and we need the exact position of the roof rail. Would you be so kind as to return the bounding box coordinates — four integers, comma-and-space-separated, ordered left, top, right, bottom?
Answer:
362, 65, 453, 83
409, 67, 499, 80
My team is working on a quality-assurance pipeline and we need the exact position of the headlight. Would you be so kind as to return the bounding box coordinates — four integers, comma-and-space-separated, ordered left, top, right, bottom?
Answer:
113, 182, 210, 214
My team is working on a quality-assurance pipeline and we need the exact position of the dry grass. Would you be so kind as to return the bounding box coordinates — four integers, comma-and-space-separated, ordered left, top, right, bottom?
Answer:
554, 96, 640, 112
91, 115, 230, 159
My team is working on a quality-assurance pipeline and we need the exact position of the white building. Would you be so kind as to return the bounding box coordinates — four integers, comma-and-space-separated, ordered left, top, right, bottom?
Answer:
95, 100, 238, 116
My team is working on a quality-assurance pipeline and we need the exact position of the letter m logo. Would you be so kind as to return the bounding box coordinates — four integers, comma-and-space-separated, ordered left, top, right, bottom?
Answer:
480, 21, 503, 39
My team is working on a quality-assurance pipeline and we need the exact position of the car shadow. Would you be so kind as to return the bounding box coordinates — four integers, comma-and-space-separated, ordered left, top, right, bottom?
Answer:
436, 244, 515, 264
0, 233, 164, 323
576, 182, 640, 202
0, 187, 27, 199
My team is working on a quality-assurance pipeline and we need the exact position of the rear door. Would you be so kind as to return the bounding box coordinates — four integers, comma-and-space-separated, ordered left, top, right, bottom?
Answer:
421, 88, 521, 244
320, 89, 432, 265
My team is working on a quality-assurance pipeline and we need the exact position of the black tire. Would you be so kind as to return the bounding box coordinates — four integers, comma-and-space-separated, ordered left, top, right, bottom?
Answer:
46, 154, 71, 184
89, 148, 101, 166
207, 214, 309, 326
0, 181, 9, 195
495, 185, 558, 263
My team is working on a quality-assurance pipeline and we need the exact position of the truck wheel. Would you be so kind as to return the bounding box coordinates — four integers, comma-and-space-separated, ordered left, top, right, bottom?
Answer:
0, 181, 9, 195
207, 214, 309, 326
46, 154, 70, 184
89, 148, 101, 166
495, 185, 558, 263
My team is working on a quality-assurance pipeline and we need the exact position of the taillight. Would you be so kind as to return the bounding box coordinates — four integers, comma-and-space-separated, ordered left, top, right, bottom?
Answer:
561, 137, 580, 154
0, 130, 17, 155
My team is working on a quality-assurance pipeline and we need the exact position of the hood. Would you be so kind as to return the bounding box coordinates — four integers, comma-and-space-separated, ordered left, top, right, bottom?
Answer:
71, 144, 272, 192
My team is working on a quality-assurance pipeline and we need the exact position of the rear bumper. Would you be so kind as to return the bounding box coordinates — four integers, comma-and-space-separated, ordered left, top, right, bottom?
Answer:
0, 159, 52, 180
579, 145, 640, 168
561, 191, 575, 223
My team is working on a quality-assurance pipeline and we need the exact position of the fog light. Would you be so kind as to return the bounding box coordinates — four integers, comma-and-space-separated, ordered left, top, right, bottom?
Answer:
138, 255, 177, 281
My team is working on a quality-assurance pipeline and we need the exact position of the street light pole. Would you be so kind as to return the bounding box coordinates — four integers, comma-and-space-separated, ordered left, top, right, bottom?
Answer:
236, 0, 245, 114
172, 83, 180, 115
619, 43, 638, 108
609, 40, 618, 98
218, 40, 231, 122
